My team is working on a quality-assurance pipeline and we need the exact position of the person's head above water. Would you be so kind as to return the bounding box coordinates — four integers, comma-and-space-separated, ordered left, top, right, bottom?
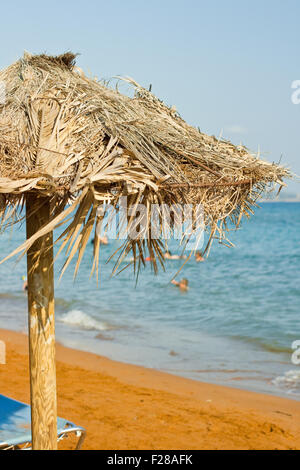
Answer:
195, 251, 204, 262
171, 278, 189, 291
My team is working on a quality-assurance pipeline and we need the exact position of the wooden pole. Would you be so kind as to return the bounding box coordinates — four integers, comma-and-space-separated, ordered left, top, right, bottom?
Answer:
26, 194, 57, 450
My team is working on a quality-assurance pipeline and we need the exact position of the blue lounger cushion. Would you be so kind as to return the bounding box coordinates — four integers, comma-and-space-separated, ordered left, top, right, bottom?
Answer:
0, 394, 84, 448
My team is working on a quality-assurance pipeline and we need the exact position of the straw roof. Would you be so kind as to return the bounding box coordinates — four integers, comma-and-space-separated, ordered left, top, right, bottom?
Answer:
0, 52, 290, 275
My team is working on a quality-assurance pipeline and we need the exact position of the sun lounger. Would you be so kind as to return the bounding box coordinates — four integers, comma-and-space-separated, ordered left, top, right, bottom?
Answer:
0, 394, 86, 450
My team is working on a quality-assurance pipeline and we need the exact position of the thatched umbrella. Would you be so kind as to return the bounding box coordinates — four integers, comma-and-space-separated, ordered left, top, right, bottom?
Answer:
0, 52, 289, 449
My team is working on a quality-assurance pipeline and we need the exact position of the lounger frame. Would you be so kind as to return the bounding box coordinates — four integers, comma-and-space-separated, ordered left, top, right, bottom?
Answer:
0, 423, 86, 450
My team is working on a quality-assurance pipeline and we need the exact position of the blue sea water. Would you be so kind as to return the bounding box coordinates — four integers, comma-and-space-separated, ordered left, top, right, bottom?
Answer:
0, 202, 299, 398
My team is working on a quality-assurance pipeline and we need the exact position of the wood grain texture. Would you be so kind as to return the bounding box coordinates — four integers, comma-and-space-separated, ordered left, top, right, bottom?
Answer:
26, 194, 57, 450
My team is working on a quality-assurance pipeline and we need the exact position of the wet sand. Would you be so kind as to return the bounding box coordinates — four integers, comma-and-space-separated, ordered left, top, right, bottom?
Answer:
0, 328, 300, 450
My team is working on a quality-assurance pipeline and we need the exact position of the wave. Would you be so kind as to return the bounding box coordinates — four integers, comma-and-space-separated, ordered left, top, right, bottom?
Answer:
0, 293, 24, 300
55, 297, 74, 309
58, 310, 109, 331
272, 370, 300, 395
230, 335, 292, 354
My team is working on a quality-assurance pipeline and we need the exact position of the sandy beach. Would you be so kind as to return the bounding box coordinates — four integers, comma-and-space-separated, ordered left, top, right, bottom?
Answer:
0, 328, 300, 450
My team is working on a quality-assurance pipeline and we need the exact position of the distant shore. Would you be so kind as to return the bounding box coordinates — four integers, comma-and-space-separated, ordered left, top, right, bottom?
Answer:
260, 199, 300, 203
1, 328, 300, 450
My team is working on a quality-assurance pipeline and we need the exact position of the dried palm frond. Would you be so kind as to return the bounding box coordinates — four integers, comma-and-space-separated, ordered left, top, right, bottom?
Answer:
0, 52, 290, 277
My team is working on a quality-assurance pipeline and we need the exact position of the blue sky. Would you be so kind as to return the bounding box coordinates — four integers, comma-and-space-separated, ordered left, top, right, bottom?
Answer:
1, 0, 299, 192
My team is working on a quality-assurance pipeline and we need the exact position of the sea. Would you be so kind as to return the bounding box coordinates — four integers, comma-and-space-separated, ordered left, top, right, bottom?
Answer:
0, 202, 299, 399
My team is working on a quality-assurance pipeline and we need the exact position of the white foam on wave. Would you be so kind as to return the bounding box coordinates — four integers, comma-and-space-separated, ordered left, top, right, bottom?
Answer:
59, 310, 109, 331
272, 370, 300, 395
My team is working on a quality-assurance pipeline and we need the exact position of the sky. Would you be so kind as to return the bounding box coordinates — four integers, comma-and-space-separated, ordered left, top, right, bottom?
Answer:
1, 0, 299, 192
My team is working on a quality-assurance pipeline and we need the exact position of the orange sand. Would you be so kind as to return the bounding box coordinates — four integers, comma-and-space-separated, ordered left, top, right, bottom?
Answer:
0, 328, 300, 450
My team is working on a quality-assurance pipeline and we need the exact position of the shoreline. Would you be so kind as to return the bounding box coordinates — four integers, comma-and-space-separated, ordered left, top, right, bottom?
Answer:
1, 328, 300, 450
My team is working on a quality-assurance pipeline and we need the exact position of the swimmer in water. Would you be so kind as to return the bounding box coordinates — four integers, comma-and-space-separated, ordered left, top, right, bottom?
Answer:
22, 275, 28, 292
195, 251, 204, 262
99, 235, 108, 245
171, 278, 189, 292
164, 250, 186, 260
91, 235, 109, 245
